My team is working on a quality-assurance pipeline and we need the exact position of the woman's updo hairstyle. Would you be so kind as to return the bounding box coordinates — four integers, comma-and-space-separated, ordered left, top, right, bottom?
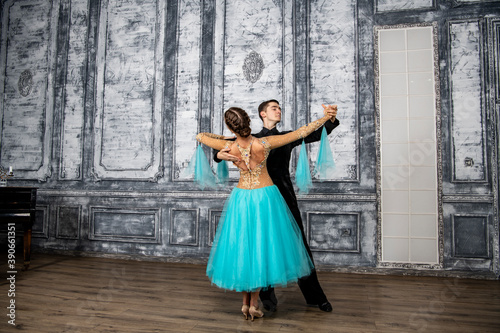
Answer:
224, 107, 251, 137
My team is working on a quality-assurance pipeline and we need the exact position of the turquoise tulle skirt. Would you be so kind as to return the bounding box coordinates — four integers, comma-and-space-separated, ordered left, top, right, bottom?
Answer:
206, 185, 314, 292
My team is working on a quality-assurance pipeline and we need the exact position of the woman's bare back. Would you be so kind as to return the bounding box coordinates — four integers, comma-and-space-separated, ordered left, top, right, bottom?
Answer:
228, 137, 274, 189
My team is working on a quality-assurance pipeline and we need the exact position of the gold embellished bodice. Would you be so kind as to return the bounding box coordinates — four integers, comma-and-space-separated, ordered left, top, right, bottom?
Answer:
235, 138, 273, 189
196, 113, 332, 190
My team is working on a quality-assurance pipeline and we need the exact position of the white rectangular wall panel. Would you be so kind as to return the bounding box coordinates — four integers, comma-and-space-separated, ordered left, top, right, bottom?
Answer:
309, 0, 358, 181
449, 21, 487, 182
93, 0, 164, 180
0, 0, 58, 181
59, 0, 89, 180
173, 0, 202, 181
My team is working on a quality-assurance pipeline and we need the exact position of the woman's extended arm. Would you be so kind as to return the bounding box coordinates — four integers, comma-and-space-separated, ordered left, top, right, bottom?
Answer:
196, 133, 231, 151
265, 114, 332, 149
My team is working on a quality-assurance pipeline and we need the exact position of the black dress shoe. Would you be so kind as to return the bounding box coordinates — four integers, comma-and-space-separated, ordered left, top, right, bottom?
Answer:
318, 301, 332, 312
260, 288, 278, 312
262, 299, 277, 312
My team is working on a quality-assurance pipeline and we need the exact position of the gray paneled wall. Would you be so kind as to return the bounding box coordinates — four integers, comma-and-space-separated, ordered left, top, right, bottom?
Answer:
0, 0, 499, 278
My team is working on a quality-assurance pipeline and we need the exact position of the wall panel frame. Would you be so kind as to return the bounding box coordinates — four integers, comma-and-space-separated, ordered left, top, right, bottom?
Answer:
0, 0, 59, 181
90, 206, 161, 243
92, 0, 164, 181
56, 205, 81, 239
169, 208, 199, 247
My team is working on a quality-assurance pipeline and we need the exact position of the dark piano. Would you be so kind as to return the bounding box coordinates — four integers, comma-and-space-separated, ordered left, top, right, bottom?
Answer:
0, 187, 37, 269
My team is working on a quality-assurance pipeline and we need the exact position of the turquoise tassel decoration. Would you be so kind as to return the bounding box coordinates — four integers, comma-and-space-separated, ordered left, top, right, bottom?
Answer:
295, 140, 313, 194
216, 160, 229, 185
194, 145, 217, 189
313, 127, 335, 180
182, 145, 217, 190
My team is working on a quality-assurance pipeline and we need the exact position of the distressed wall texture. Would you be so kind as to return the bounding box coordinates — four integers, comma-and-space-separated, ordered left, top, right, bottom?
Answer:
0, 0, 499, 277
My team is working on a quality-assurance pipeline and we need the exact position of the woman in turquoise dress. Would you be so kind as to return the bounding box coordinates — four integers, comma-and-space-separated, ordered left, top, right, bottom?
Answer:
196, 106, 335, 320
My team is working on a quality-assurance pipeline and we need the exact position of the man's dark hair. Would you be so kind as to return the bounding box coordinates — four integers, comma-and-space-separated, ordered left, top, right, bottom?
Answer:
258, 99, 280, 121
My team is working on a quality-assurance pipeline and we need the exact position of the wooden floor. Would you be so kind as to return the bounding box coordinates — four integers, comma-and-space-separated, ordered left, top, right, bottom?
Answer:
1, 253, 499, 333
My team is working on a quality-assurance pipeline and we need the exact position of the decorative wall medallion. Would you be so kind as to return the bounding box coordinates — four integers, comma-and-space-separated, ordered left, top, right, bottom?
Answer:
464, 157, 474, 167
18, 70, 33, 97
242, 51, 264, 83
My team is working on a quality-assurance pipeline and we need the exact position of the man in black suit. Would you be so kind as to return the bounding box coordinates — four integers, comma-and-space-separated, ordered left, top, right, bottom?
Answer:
214, 100, 339, 312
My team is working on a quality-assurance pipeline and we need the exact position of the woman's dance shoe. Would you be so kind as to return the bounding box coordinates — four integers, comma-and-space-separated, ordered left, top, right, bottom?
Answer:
241, 305, 249, 320
249, 306, 264, 321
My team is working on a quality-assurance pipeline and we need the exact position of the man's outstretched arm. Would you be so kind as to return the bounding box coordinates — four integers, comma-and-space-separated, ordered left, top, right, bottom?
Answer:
213, 147, 240, 163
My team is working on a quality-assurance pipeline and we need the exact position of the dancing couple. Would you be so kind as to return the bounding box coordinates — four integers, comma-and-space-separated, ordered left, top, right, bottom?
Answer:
195, 100, 339, 320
